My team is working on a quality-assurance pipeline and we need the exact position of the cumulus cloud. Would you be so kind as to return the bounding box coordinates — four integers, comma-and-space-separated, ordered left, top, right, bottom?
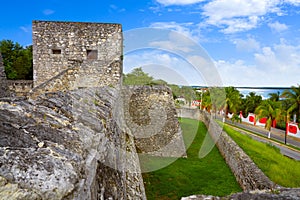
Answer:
202, 0, 280, 33
156, 0, 205, 6
216, 41, 300, 87
233, 37, 260, 52
268, 21, 288, 32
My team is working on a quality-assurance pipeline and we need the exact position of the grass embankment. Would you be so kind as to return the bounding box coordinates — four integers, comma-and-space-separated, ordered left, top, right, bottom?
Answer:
141, 118, 241, 200
222, 123, 300, 187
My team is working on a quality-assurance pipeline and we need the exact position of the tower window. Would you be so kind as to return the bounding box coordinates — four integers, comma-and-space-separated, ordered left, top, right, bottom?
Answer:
52, 49, 61, 54
87, 50, 98, 60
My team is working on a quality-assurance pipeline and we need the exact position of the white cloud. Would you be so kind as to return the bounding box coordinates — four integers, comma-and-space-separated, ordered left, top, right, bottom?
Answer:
124, 50, 206, 85
202, 0, 281, 33
219, 16, 260, 33
156, 0, 205, 6
154, 0, 300, 33
216, 60, 266, 86
268, 21, 288, 32
285, 0, 300, 6
233, 37, 260, 52
150, 22, 195, 39
43, 9, 55, 15
149, 30, 197, 53
216, 41, 300, 87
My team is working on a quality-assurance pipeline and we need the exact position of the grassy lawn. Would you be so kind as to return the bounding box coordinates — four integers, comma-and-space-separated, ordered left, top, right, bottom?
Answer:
141, 118, 242, 200
222, 123, 300, 187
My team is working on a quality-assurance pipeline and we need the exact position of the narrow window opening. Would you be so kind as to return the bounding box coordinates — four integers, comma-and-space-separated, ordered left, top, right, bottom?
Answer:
87, 50, 98, 60
52, 49, 61, 54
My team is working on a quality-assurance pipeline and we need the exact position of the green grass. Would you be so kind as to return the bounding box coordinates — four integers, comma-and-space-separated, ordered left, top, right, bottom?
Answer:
225, 122, 300, 152
141, 118, 242, 200
222, 123, 300, 187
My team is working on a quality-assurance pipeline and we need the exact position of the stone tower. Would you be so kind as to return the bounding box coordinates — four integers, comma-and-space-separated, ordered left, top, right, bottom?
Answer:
32, 21, 123, 89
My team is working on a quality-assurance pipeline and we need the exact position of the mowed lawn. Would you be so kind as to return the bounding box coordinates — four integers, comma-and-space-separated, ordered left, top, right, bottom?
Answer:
141, 118, 242, 200
222, 123, 300, 188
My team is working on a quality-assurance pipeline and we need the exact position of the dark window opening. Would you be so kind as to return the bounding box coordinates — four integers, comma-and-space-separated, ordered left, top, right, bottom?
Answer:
87, 50, 98, 60
52, 49, 61, 54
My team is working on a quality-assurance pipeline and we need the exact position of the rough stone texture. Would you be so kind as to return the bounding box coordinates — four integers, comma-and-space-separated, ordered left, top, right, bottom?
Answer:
123, 86, 186, 158
29, 60, 122, 99
0, 87, 146, 200
6, 80, 33, 96
0, 53, 9, 98
177, 108, 275, 191
181, 188, 300, 200
32, 21, 122, 89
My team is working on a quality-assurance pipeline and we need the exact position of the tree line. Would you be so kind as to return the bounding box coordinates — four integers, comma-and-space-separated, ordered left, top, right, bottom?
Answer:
124, 67, 300, 131
0, 39, 33, 80
200, 85, 300, 131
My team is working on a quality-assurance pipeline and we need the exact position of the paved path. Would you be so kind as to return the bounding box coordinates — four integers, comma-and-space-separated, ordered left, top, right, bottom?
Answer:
225, 122, 300, 161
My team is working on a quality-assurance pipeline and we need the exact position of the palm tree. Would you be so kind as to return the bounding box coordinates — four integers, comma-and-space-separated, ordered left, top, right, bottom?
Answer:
282, 85, 300, 122
201, 90, 211, 112
255, 100, 282, 138
241, 92, 262, 116
224, 86, 242, 114
210, 87, 226, 118
268, 91, 280, 102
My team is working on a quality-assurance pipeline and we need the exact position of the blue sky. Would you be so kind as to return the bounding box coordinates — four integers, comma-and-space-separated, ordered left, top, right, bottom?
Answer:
1, 0, 300, 87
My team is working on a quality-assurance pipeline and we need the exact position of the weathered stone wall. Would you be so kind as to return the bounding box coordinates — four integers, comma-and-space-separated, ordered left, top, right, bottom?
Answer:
0, 53, 9, 98
177, 108, 275, 191
29, 60, 122, 98
32, 21, 122, 89
123, 85, 186, 158
0, 87, 146, 199
181, 188, 300, 200
6, 80, 33, 96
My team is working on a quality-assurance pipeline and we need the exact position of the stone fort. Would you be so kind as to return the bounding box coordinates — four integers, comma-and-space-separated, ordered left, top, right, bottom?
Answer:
0, 21, 186, 199
0, 21, 296, 199
0, 20, 123, 96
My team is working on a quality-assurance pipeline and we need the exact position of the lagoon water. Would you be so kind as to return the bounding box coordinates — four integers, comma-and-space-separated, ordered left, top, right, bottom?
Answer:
237, 88, 288, 100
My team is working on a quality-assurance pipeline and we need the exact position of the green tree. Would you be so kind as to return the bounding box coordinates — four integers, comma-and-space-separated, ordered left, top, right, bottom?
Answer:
123, 67, 154, 85
0, 40, 33, 79
268, 91, 280, 102
180, 86, 196, 106
168, 84, 181, 99
201, 89, 211, 111
282, 85, 300, 122
224, 86, 242, 114
255, 100, 282, 138
210, 87, 226, 117
240, 92, 262, 116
